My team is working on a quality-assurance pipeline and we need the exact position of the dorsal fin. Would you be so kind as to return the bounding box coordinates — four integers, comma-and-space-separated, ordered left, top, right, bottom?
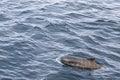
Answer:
87, 58, 95, 61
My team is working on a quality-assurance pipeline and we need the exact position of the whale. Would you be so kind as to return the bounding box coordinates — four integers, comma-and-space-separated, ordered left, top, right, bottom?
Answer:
60, 55, 101, 69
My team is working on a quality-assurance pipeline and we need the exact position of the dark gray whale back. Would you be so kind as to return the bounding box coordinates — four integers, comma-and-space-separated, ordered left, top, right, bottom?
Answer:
60, 56, 101, 69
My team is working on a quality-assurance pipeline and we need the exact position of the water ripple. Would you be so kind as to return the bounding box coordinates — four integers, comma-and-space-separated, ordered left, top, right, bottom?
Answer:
0, 0, 120, 80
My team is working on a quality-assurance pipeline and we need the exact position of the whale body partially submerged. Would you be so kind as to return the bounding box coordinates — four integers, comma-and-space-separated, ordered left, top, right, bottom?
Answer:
60, 56, 101, 69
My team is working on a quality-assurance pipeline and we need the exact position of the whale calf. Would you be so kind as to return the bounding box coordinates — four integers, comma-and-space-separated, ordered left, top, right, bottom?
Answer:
60, 56, 101, 69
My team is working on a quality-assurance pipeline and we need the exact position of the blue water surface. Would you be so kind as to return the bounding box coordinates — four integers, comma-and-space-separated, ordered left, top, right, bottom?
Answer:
0, 0, 120, 80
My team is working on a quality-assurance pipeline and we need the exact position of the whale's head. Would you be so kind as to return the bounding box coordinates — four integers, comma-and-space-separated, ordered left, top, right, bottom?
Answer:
60, 56, 80, 66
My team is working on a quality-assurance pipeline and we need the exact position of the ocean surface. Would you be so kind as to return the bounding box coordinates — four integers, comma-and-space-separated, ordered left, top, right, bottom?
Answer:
0, 0, 120, 80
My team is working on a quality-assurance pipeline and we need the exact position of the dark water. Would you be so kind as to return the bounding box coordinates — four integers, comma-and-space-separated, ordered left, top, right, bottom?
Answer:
0, 0, 120, 80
